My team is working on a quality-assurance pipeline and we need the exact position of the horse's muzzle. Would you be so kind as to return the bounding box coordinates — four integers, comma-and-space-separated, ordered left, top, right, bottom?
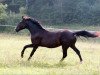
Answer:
15, 28, 19, 32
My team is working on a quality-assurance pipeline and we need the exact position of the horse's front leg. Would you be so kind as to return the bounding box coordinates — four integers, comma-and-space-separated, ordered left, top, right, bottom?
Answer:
21, 44, 33, 58
28, 46, 38, 61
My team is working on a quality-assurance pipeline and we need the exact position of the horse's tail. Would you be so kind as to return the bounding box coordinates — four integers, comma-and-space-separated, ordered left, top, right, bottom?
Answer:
73, 30, 100, 38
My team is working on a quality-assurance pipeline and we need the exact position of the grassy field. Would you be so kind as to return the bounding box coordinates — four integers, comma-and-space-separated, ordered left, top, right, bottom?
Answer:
0, 32, 100, 75
45, 24, 100, 31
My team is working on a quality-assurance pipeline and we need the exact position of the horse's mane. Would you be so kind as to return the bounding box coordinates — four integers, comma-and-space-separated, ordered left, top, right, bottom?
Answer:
29, 18, 43, 29
22, 16, 44, 29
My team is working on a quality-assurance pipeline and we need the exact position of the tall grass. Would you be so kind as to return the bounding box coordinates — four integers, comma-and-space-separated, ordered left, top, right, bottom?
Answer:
0, 33, 100, 75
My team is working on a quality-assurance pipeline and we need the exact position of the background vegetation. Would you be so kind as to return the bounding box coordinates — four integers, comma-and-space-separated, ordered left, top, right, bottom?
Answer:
0, 0, 100, 26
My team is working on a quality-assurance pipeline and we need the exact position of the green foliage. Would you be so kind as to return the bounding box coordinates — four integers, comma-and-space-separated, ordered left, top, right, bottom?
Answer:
0, 3, 26, 26
6, 7, 27, 25
1, 0, 100, 26
19, 7, 27, 14
0, 3, 8, 24
27, 0, 100, 25
0, 3, 26, 32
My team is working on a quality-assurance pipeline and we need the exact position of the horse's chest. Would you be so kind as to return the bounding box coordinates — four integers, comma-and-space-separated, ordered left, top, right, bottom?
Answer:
31, 36, 41, 44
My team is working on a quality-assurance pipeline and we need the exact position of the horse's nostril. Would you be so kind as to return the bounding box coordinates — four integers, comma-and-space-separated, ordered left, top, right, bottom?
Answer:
15, 28, 18, 32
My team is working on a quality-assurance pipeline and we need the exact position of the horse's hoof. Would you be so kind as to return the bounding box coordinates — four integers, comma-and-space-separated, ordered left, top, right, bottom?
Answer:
21, 55, 23, 58
80, 61, 82, 64
80, 62, 82, 64
60, 59, 63, 62
27, 59, 30, 61
28, 58, 31, 61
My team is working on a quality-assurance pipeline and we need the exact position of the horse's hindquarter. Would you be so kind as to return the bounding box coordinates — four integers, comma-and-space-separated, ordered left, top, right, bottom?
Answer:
60, 30, 76, 44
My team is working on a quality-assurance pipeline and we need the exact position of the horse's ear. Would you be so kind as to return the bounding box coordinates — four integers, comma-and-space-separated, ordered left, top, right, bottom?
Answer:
22, 16, 27, 20
22, 16, 24, 19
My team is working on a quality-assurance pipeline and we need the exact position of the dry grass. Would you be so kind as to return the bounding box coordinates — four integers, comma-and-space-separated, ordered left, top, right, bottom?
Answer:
0, 33, 100, 75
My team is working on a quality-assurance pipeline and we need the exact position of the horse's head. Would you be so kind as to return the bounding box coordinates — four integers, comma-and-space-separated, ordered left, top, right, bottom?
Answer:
15, 16, 30, 32
15, 16, 43, 32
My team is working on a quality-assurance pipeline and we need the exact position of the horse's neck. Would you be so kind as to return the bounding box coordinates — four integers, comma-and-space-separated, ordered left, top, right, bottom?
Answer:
27, 23, 45, 35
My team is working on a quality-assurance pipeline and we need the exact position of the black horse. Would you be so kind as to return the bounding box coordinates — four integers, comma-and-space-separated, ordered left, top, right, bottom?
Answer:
15, 16, 100, 62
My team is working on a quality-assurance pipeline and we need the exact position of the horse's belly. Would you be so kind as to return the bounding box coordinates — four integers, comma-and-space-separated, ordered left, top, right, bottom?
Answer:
41, 44, 61, 48
40, 40, 61, 48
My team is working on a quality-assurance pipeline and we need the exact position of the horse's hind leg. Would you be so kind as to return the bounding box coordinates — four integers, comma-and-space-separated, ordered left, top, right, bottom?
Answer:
28, 46, 38, 61
60, 45, 69, 62
70, 45, 83, 62
21, 44, 33, 58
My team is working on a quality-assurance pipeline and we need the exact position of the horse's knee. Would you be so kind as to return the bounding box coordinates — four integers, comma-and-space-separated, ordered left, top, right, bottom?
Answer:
23, 45, 27, 50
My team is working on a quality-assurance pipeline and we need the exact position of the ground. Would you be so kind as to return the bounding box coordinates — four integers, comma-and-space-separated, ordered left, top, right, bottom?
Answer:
0, 31, 100, 75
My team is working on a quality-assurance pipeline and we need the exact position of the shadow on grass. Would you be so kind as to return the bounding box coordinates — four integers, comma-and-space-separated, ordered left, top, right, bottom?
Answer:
19, 61, 77, 68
